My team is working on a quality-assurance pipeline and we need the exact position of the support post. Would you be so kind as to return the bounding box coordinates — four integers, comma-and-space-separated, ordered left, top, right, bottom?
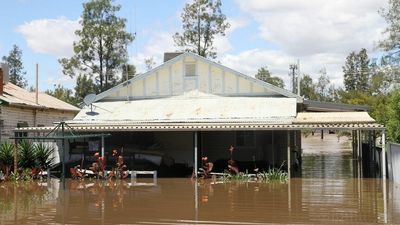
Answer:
101, 135, 105, 157
382, 131, 387, 223
61, 122, 66, 181
382, 131, 386, 180
287, 130, 291, 179
194, 131, 198, 178
358, 130, 362, 177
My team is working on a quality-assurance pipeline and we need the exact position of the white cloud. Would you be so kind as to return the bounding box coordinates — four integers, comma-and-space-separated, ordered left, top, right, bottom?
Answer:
130, 31, 176, 73
236, 0, 386, 56
221, 0, 388, 88
220, 49, 348, 88
130, 16, 249, 71
214, 17, 249, 56
17, 18, 80, 58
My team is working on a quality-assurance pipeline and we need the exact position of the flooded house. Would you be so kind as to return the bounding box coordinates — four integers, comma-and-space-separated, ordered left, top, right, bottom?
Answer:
15, 52, 385, 178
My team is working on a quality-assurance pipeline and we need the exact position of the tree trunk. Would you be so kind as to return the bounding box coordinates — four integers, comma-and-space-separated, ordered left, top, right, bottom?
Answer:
99, 39, 104, 91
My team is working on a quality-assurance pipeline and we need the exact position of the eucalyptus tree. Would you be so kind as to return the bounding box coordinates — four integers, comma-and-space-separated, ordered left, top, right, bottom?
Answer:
2, 45, 27, 88
174, 0, 230, 59
59, 0, 134, 92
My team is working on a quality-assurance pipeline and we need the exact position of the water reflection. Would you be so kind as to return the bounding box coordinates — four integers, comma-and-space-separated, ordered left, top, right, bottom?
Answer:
302, 134, 354, 179
0, 178, 399, 224
0, 134, 398, 224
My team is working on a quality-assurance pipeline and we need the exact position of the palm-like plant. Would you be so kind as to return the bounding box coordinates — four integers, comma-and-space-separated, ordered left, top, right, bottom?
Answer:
34, 143, 54, 170
18, 140, 36, 169
0, 142, 14, 177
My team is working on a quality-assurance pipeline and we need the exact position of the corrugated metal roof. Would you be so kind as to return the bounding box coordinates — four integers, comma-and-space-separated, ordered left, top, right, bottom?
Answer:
1, 83, 79, 111
73, 92, 297, 123
293, 112, 375, 124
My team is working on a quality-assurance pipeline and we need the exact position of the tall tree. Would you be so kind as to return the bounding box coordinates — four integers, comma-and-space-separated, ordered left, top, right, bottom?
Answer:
379, 0, 400, 64
45, 85, 77, 106
315, 68, 335, 102
59, 0, 134, 92
342, 48, 370, 92
343, 52, 357, 91
387, 89, 400, 142
299, 74, 317, 100
1, 45, 28, 88
173, 0, 230, 59
120, 64, 136, 82
144, 57, 156, 71
356, 48, 370, 92
75, 74, 96, 104
255, 67, 284, 88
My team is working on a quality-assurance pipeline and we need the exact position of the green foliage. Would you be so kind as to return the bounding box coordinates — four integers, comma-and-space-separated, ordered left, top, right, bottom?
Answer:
300, 74, 317, 100
173, 0, 230, 59
255, 67, 284, 88
220, 171, 253, 182
18, 140, 36, 169
379, 0, 400, 64
342, 48, 370, 92
315, 68, 336, 102
75, 74, 96, 104
257, 168, 288, 182
387, 90, 400, 142
34, 143, 54, 170
45, 84, 78, 106
1, 44, 28, 88
59, 0, 134, 92
0, 142, 14, 177
120, 64, 136, 82
299, 72, 336, 102
10, 169, 32, 182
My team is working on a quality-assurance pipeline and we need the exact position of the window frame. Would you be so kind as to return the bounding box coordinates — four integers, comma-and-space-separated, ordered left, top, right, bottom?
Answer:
184, 63, 197, 77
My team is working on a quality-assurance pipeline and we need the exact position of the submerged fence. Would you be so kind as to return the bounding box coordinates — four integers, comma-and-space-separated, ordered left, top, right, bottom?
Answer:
389, 143, 400, 183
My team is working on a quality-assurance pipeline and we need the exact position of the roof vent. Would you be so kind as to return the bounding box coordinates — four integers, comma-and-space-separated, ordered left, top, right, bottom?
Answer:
163, 52, 183, 62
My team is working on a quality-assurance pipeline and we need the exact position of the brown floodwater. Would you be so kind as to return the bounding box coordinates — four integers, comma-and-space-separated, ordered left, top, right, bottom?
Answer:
0, 134, 399, 224
0, 178, 399, 224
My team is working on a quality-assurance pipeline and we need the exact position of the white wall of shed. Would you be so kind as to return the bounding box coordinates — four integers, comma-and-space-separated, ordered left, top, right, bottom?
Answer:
0, 105, 76, 142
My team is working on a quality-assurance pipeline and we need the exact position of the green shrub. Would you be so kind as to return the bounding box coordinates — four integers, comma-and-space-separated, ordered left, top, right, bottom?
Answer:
220, 171, 253, 182
34, 143, 54, 170
0, 142, 14, 177
18, 140, 36, 169
257, 168, 288, 182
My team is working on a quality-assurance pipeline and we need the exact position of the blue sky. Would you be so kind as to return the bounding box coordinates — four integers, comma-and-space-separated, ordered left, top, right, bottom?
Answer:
0, 0, 387, 91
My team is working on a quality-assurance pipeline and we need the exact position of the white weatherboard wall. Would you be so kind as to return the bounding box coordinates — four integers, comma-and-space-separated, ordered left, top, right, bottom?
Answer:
101, 53, 295, 101
390, 143, 400, 183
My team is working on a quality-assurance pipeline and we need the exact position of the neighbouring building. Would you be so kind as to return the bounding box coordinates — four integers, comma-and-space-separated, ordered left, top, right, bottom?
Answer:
16, 52, 385, 178
0, 64, 80, 142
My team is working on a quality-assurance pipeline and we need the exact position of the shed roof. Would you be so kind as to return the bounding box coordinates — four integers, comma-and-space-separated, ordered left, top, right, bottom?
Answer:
293, 112, 375, 124
0, 83, 79, 112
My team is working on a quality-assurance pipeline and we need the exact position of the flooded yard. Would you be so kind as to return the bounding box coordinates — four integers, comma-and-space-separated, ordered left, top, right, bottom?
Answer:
0, 133, 399, 224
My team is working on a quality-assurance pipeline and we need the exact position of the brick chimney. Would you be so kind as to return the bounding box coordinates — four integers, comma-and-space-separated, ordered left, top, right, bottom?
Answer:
163, 52, 183, 62
0, 63, 9, 96
0, 68, 3, 95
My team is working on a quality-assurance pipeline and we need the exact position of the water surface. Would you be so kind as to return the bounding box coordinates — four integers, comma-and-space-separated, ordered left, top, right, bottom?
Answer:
0, 134, 399, 224
0, 178, 399, 224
